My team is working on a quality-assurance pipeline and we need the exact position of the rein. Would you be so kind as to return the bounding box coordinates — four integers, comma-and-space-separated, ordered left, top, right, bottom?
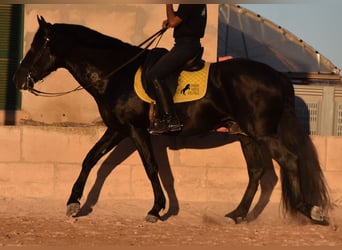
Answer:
102, 27, 166, 79
28, 27, 167, 97
28, 82, 84, 97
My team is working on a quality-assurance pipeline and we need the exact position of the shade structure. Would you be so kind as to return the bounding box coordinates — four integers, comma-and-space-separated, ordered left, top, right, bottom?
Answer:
218, 4, 341, 84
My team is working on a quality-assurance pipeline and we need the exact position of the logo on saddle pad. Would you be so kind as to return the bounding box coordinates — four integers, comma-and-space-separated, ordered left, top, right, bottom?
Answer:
134, 62, 210, 103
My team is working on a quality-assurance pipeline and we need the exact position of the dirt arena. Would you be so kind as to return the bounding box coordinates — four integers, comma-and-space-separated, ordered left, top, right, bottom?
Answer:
0, 197, 341, 248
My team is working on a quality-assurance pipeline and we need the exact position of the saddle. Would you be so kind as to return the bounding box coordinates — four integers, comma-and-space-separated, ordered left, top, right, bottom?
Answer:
137, 47, 209, 103
181, 47, 205, 72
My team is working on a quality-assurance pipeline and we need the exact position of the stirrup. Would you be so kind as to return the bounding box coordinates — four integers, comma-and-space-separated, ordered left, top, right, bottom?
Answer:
148, 115, 183, 135
166, 116, 183, 132
148, 118, 169, 135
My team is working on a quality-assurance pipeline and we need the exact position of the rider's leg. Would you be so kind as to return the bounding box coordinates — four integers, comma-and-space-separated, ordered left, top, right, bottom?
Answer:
146, 39, 201, 134
148, 78, 182, 134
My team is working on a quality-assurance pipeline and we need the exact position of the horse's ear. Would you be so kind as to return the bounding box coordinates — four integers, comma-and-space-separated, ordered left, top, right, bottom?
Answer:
37, 15, 47, 27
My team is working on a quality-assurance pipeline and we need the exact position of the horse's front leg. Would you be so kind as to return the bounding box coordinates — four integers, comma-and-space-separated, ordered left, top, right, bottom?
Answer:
130, 128, 166, 223
225, 135, 266, 223
66, 128, 124, 217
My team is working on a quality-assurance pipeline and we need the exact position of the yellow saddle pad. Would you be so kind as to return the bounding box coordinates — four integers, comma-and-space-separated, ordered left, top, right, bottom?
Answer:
134, 62, 210, 103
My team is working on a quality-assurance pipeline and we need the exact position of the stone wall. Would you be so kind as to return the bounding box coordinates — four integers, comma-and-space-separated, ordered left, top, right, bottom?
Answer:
0, 126, 341, 209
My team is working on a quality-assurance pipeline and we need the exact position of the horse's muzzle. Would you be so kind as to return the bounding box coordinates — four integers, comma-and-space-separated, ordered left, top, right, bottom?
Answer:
13, 70, 34, 90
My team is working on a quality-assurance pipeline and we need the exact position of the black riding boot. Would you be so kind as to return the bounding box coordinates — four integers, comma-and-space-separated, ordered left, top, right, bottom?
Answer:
148, 79, 183, 134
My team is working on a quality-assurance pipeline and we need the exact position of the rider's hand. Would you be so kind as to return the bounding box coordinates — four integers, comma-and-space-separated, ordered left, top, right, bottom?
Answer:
162, 20, 169, 29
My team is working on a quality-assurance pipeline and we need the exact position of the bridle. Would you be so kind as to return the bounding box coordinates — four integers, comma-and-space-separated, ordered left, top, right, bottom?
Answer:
27, 27, 167, 97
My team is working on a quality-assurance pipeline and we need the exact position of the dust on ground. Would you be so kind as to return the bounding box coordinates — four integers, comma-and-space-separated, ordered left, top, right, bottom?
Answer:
0, 197, 341, 247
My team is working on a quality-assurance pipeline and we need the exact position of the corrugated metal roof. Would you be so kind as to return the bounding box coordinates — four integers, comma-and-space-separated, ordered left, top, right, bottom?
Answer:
218, 4, 341, 83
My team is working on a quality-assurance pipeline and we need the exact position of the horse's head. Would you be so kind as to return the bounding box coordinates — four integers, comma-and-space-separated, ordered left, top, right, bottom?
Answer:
13, 16, 59, 91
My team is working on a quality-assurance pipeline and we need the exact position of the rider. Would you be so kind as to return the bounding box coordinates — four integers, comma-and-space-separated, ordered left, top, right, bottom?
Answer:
147, 4, 207, 135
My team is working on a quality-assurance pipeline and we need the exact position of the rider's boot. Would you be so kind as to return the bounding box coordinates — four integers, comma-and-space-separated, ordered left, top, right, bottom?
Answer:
148, 79, 183, 135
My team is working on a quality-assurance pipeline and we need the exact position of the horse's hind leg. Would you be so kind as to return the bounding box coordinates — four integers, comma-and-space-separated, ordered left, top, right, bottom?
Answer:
260, 136, 328, 224
66, 128, 123, 217
225, 135, 268, 223
246, 146, 278, 222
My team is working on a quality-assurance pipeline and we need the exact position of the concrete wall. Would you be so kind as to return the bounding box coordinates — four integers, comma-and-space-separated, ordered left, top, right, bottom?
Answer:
0, 126, 341, 208
12, 4, 218, 125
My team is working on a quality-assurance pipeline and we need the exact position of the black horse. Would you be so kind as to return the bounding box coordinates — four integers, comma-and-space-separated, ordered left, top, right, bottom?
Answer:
13, 16, 330, 225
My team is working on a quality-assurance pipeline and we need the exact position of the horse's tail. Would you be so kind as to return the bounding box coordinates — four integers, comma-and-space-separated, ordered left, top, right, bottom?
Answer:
278, 74, 330, 215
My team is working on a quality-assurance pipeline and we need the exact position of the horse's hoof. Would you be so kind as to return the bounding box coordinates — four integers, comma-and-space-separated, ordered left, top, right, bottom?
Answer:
310, 206, 329, 226
66, 203, 80, 217
145, 214, 159, 223
224, 216, 236, 224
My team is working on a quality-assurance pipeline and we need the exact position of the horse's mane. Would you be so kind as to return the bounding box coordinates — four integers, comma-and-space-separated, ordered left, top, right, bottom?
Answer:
52, 23, 137, 51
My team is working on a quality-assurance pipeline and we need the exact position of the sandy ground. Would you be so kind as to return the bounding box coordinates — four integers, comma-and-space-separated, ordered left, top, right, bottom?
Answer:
0, 197, 341, 248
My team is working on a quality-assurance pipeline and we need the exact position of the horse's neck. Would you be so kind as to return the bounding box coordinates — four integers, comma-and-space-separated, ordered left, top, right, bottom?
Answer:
64, 59, 108, 97
63, 42, 142, 97
53, 25, 142, 95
